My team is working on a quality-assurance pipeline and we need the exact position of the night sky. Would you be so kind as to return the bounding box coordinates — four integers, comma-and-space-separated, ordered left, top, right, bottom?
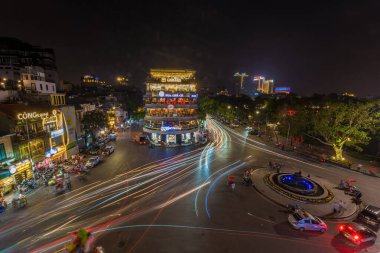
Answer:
1, 0, 380, 96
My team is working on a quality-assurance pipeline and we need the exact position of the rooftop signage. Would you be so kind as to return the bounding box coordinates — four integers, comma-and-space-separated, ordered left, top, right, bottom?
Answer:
161, 77, 181, 83
275, 87, 291, 94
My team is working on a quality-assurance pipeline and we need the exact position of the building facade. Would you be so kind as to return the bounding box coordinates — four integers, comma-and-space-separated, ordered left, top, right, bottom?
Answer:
81, 75, 106, 88
21, 66, 56, 94
254, 76, 274, 94
143, 69, 199, 146
0, 37, 59, 90
0, 104, 79, 193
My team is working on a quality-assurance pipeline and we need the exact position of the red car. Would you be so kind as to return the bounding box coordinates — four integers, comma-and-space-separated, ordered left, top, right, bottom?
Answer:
338, 222, 377, 245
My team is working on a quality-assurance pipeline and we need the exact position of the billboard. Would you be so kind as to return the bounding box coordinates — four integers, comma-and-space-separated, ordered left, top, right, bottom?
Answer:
275, 87, 291, 94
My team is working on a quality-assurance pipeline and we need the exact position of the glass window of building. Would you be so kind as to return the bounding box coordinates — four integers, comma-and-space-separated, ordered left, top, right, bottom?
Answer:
0, 144, 6, 161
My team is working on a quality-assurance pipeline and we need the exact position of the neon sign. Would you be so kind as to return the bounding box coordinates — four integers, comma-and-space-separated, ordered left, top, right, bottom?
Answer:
17, 110, 56, 120
9, 165, 16, 174
165, 93, 185, 98
161, 126, 182, 132
275, 87, 291, 93
17, 112, 49, 120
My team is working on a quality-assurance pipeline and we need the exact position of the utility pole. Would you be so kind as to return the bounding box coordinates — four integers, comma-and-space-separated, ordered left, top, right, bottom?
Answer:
24, 118, 35, 179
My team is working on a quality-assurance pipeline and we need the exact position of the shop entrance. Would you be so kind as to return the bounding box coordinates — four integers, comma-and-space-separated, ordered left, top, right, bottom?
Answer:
167, 134, 176, 145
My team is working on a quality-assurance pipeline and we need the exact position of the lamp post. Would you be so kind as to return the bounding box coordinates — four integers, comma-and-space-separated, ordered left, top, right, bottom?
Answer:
255, 110, 260, 131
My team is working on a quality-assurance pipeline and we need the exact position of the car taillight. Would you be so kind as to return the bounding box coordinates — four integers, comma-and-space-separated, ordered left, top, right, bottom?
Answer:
353, 234, 361, 241
347, 226, 353, 231
338, 225, 345, 231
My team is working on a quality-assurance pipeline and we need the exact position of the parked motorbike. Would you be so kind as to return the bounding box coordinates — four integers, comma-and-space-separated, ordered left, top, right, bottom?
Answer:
344, 186, 360, 196
287, 203, 302, 212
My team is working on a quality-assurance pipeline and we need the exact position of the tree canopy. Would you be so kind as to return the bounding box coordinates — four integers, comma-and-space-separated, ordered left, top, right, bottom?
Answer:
305, 102, 379, 160
82, 110, 108, 136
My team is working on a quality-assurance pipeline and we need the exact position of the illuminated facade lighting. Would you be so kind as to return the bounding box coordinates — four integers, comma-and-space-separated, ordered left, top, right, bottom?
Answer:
342, 92, 355, 97
254, 76, 274, 94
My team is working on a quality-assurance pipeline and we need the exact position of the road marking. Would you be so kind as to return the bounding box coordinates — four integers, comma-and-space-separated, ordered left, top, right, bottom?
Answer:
247, 212, 276, 224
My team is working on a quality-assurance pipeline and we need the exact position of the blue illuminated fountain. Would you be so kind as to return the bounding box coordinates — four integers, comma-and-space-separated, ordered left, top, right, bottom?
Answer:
274, 173, 323, 196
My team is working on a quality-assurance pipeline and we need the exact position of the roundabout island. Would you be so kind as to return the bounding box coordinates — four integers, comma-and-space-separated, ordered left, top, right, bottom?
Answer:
252, 169, 357, 219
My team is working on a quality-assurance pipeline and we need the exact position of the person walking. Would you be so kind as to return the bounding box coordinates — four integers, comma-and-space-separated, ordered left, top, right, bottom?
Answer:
332, 202, 339, 213
231, 182, 236, 192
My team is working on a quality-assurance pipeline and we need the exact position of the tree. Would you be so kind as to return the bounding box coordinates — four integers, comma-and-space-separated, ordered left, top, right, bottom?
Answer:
198, 97, 218, 119
306, 102, 378, 161
82, 110, 107, 142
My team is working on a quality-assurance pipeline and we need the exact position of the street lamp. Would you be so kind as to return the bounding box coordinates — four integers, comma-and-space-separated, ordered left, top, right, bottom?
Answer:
227, 105, 231, 109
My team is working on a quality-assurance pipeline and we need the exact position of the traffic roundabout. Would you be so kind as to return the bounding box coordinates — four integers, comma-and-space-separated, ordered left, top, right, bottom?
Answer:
264, 172, 334, 204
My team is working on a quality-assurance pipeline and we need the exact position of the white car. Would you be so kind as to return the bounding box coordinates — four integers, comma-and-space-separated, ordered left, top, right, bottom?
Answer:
103, 146, 114, 155
109, 133, 117, 141
288, 210, 327, 232
85, 156, 100, 168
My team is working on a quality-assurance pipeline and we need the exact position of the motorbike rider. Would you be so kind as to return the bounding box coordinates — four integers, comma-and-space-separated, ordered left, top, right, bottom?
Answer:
64, 228, 96, 253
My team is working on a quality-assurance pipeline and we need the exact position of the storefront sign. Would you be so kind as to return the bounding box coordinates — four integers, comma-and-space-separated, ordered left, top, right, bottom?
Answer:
161, 77, 181, 83
167, 105, 174, 110
17, 111, 49, 120
161, 126, 182, 132
51, 129, 64, 138
190, 93, 198, 98
8, 165, 17, 174
17, 110, 56, 120
165, 93, 185, 98
158, 91, 165, 97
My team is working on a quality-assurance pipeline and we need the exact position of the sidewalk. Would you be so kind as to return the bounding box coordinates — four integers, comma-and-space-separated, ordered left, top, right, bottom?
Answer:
251, 168, 358, 220
248, 130, 380, 178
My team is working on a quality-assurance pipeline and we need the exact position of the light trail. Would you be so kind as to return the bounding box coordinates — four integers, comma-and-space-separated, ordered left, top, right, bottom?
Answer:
205, 162, 247, 218
194, 160, 241, 216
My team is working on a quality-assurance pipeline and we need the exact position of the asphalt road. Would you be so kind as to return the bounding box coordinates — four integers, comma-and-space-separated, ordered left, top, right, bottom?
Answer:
1, 118, 380, 253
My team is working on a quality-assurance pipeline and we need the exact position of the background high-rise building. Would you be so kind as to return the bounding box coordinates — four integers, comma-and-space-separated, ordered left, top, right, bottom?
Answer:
254, 76, 274, 94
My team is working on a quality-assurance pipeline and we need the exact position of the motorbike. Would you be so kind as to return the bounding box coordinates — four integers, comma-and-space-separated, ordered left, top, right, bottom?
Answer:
287, 203, 302, 212
19, 183, 30, 194
0, 198, 7, 214
25, 179, 38, 189
344, 186, 360, 196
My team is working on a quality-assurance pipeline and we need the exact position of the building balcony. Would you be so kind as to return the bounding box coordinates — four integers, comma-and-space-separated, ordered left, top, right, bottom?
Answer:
144, 114, 198, 121
12, 130, 49, 143
145, 103, 198, 109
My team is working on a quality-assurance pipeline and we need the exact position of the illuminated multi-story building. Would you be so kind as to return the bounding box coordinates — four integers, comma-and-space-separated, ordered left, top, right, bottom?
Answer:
116, 76, 128, 86
143, 69, 199, 146
80, 75, 106, 88
254, 76, 274, 94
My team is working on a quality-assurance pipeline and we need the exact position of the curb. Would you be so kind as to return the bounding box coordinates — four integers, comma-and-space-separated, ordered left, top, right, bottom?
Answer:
252, 174, 359, 222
